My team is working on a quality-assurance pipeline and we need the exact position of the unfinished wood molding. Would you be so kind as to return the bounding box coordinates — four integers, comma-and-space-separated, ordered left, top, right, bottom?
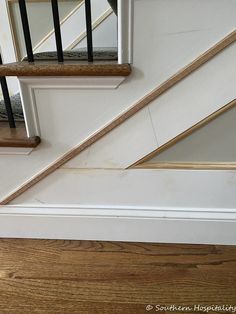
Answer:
134, 162, 236, 170
0, 63, 131, 77
130, 98, 236, 167
1, 30, 236, 205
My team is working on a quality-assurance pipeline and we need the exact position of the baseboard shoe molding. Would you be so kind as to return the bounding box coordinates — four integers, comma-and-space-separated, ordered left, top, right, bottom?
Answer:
131, 98, 236, 167
0, 205, 235, 244
1, 30, 236, 205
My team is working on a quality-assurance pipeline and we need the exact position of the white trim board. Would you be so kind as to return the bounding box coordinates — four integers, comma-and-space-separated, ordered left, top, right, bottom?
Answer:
0, 147, 33, 155
0, 205, 235, 244
118, 0, 133, 64
7, 168, 236, 245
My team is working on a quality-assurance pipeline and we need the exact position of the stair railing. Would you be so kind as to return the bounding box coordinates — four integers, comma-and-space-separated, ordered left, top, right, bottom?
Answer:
18, 0, 94, 63
0, 53, 16, 129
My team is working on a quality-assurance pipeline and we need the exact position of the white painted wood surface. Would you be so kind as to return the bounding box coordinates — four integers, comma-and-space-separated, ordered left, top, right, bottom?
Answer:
19, 76, 127, 137
0, 206, 235, 244
65, 42, 236, 169
148, 106, 236, 163
8, 168, 236, 244
11, 169, 236, 209
118, 0, 133, 63
1, 0, 236, 202
65, 107, 158, 169
148, 43, 236, 147
0, 147, 33, 155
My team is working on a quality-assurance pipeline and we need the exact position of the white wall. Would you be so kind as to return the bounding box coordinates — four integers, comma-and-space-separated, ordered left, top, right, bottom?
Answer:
9, 0, 80, 59
1, 0, 236, 202
148, 106, 236, 163
34, 0, 117, 53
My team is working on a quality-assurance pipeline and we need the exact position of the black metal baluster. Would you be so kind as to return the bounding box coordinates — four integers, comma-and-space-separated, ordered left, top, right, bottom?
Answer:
18, 0, 34, 62
0, 54, 16, 128
51, 0, 64, 62
85, 0, 93, 62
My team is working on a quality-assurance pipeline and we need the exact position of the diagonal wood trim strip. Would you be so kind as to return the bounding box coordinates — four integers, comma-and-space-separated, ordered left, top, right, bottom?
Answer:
1, 30, 236, 205
130, 98, 236, 167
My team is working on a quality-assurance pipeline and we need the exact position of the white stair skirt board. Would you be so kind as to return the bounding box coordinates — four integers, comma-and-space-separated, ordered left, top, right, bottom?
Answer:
65, 42, 236, 169
7, 169, 236, 245
1, 1, 236, 202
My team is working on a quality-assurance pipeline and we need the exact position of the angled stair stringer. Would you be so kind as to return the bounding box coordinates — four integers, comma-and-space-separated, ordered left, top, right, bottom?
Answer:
2, 32, 236, 205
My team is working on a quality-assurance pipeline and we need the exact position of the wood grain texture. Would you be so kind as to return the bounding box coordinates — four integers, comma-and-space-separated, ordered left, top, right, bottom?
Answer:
0, 239, 235, 313
134, 162, 236, 170
0, 122, 40, 148
0, 62, 131, 77
1, 31, 236, 205
131, 98, 236, 167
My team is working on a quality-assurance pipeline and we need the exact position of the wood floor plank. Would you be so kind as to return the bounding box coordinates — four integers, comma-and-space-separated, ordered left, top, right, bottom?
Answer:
0, 239, 235, 313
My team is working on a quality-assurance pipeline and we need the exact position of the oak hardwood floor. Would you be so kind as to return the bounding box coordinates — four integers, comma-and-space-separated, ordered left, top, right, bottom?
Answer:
0, 239, 235, 313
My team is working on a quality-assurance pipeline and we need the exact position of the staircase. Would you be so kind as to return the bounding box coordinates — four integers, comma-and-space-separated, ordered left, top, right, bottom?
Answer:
0, 0, 120, 131
0, 0, 236, 244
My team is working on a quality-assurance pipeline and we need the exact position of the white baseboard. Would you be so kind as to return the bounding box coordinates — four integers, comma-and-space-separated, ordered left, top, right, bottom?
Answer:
0, 205, 235, 245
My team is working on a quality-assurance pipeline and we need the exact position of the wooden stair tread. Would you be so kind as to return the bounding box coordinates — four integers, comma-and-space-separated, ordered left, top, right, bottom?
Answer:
0, 122, 40, 148
0, 62, 131, 77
